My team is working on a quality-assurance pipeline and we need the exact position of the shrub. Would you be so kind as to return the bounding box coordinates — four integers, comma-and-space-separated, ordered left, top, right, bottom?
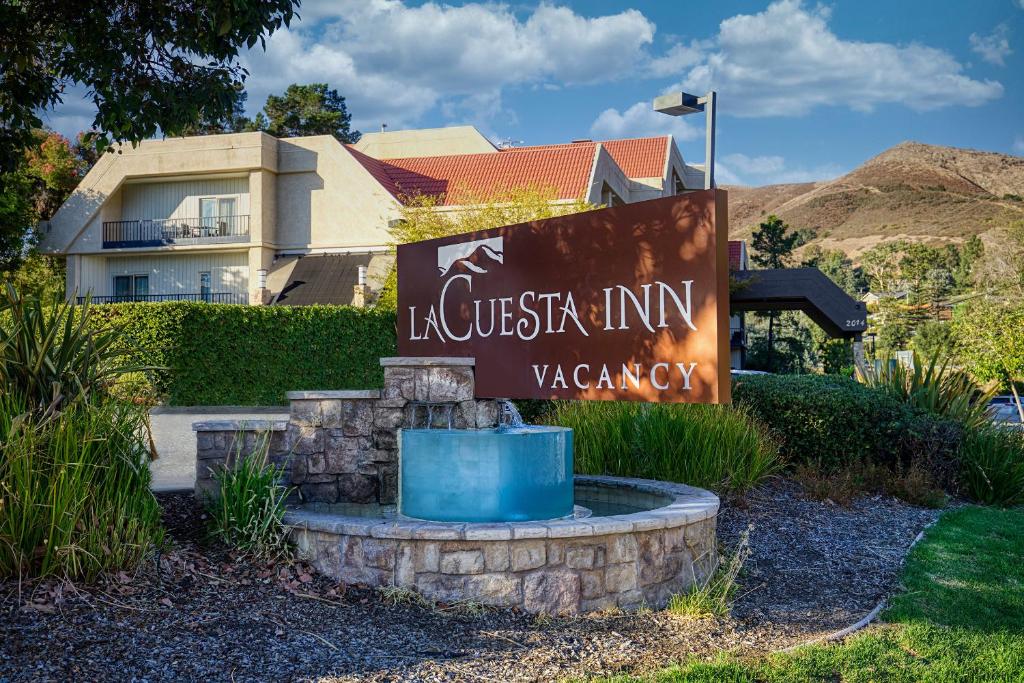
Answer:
958, 427, 1024, 507
548, 401, 781, 496
205, 437, 293, 559
792, 460, 947, 508
86, 302, 397, 405
732, 373, 913, 470
0, 394, 164, 581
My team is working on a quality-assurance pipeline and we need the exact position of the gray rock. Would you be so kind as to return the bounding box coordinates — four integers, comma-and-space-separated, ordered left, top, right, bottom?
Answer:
523, 570, 581, 615
338, 473, 378, 504
440, 550, 485, 575
464, 573, 522, 607
510, 542, 546, 571
427, 366, 474, 402
300, 480, 338, 504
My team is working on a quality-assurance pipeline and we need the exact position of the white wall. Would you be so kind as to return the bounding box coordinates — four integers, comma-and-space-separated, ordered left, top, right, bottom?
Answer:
275, 138, 402, 251
121, 177, 249, 220
76, 251, 249, 297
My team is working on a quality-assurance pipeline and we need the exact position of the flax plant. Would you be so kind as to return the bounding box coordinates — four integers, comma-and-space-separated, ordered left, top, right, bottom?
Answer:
0, 393, 163, 581
205, 435, 293, 560
0, 283, 142, 411
860, 351, 995, 428
0, 286, 163, 582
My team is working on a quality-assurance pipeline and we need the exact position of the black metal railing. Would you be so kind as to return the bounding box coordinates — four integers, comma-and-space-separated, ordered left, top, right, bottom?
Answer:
102, 215, 250, 248
76, 293, 248, 305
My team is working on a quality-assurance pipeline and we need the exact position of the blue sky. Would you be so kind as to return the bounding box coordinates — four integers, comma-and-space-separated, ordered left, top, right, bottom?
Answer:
44, 0, 1024, 186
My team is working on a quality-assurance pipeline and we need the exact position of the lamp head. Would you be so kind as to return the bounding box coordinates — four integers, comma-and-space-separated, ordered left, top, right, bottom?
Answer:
653, 92, 705, 116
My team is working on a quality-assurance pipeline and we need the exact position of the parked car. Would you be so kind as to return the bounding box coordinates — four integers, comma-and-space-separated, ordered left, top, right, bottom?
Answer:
988, 396, 1024, 428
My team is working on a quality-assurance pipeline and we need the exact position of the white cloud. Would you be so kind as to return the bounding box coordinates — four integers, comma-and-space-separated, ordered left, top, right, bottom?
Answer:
1014, 135, 1024, 154
663, 0, 1002, 116
717, 152, 844, 186
647, 42, 705, 78
243, 1, 656, 131
590, 101, 701, 141
970, 24, 1012, 66
722, 153, 786, 176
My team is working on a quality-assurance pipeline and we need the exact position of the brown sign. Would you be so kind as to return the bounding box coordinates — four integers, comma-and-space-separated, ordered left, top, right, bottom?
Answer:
397, 190, 731, 403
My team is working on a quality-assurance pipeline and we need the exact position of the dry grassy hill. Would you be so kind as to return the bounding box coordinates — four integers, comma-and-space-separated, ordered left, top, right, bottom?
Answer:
725, 142, 1024, 259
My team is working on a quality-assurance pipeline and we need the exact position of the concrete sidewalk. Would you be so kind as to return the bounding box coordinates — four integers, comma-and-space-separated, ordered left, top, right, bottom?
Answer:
148, 406, 288, 492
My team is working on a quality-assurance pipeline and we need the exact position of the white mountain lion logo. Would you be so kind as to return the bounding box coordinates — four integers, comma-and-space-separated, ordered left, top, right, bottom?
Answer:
437, 236, 504, 277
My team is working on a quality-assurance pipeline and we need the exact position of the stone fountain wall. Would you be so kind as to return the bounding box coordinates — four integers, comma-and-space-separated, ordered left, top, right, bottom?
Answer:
194, 357, 498, 504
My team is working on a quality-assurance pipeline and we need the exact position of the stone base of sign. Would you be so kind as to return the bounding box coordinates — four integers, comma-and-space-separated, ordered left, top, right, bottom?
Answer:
285, 476, 719, 615
193, 357, 498, 503
191, 357, 721, 614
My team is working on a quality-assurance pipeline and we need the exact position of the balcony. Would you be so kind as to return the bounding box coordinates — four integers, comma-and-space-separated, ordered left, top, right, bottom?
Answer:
76, 293, 248, 305
102, 215, 249, 249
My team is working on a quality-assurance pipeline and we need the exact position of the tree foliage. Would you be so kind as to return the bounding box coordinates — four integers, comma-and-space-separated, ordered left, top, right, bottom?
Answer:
261, 84, 360, 142
974, 221, 1024, 299
0, 0, 298, 173
953, 300, 1024, 418
801, 245, 867, 296
23, 130, 92, 220
376, 186, 597, 310
750, 214, 803, 372
750, 215, 800, 269
180, 89, 257, 136
0, 129, 94, 279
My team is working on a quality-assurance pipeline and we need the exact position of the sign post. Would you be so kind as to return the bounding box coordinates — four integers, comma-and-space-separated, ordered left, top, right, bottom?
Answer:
397, 189, 731, 403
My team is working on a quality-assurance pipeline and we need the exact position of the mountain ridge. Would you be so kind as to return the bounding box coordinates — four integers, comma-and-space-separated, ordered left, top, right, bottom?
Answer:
725, 141, 1024, 259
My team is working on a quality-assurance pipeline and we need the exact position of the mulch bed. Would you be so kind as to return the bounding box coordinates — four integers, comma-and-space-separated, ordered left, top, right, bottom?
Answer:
0, 479, 940, 682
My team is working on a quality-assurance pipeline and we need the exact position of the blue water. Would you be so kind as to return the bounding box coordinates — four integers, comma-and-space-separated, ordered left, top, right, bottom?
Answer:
399, 427, 574, 523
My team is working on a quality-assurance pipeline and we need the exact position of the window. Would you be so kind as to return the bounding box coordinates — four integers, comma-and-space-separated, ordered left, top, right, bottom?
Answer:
113, 274, 149, 302
200, 196, 238, 234
200, 272, 211, 302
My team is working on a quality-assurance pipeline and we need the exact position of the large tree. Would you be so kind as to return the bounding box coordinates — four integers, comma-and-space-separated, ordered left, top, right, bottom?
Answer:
750, 215, 801, 372
0, 0, 296, 270
0, 0, 297, 172
261, 84, 361, 142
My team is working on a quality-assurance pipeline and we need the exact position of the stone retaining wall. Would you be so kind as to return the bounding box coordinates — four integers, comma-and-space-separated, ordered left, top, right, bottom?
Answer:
285, 477, 719, 615
193, 357, 498, 504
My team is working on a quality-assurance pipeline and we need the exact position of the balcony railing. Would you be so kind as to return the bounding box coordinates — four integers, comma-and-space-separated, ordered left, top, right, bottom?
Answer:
76, 293, 248, 305
102, 215, 250, 248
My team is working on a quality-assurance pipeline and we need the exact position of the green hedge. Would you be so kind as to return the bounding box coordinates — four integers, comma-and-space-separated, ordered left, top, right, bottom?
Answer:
89, 303, 397, 405
731, 373, 957, 471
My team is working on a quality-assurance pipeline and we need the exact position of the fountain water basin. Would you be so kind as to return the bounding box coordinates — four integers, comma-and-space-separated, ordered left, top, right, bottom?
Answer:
399, 426, 573, 523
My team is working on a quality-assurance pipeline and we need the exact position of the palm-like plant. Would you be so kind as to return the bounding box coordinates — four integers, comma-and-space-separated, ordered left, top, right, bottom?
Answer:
0, 284, 141, 410
860, 351, 996, 428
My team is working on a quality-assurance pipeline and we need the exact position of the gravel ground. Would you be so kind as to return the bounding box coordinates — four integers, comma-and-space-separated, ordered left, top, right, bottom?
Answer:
0, 480, 940, 682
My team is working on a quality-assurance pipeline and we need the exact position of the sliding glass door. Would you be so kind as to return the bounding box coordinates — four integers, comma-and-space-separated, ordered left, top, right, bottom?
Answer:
113, 275, 149, 302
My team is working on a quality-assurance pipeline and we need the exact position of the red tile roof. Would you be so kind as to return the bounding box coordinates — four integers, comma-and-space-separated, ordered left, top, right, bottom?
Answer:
345, 135, 671, 205
506, 137, 669, 179
354, 145, 598, 205
597, 137, 669, 178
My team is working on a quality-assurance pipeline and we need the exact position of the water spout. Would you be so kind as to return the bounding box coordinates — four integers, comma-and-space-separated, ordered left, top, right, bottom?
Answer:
497, 399, 525, 430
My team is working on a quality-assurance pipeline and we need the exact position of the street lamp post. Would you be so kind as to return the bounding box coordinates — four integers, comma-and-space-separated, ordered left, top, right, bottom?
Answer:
652, 91, 717, 190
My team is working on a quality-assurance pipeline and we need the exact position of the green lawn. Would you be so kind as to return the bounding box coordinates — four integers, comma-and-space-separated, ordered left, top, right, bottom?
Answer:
605, 506, 1024, 682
